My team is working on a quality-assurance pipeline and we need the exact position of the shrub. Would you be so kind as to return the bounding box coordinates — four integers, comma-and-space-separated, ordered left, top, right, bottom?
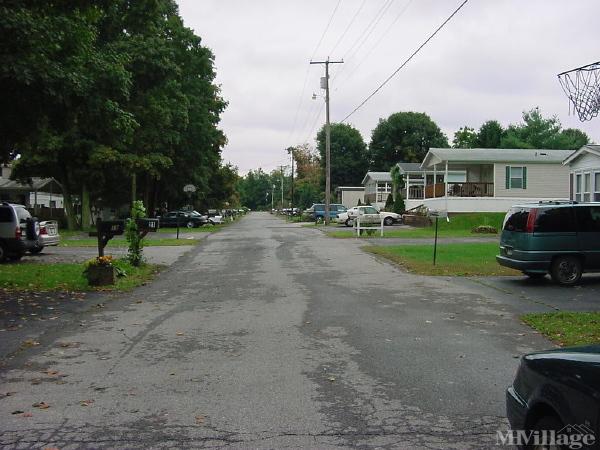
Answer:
471, 225, 498, 234
126, 201, 146, 267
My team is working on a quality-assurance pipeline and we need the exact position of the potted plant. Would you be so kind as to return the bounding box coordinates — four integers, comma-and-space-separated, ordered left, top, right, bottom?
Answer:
84, 255, 116, 286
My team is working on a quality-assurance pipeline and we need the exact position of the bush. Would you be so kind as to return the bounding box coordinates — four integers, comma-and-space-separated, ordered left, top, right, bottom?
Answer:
126, 200, 146, 266
471, 225, 498, 234
384, 194, 394, 210
392, 196, 405, 214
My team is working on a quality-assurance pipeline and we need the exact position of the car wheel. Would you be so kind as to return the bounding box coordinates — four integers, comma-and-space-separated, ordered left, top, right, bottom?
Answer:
523, 271, 546, 279
186, 221, 194, 229
384, 217, 394, 226
29, 245, 44, 254
345, 218, 353, 227
527, 415, 563, 450
550, 255, 582, 286
0, 243, 6, 263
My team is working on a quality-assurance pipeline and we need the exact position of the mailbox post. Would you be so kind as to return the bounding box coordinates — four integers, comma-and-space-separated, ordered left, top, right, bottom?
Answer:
90, 218, 125, 257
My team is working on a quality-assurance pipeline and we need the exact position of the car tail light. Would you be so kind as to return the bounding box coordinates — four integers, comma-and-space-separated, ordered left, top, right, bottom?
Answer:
39, 225, 47, 235
525, 208, 538, 233
15, 226, 21, 239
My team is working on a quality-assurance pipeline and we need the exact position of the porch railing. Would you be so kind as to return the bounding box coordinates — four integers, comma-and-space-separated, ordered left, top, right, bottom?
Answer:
425, 182, 494, 198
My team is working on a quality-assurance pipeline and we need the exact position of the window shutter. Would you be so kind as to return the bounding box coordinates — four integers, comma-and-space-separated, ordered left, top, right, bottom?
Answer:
505, 166, 510, 189
522, 167, 527, 189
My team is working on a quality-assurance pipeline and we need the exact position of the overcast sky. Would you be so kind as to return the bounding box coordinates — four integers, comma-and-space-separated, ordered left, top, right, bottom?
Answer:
176, 0, 599, 174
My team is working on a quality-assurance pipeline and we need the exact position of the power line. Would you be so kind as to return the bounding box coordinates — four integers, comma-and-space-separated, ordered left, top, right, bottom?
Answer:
286, 0, 343, 145
341, 0, 469, 123
329, 0, 367, 56
337, 0, 414, 89
342, 0, 395, 61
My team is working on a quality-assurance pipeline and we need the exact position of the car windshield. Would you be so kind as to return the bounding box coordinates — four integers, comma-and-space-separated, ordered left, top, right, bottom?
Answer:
503, 207, 530, 232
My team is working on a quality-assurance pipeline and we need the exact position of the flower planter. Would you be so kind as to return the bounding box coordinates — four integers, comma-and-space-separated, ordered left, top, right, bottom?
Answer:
86, 265, 115, 286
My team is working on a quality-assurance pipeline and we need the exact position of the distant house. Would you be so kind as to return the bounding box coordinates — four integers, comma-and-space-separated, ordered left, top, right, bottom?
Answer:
418, 148, 574, 213
562, 144, 600, 202
335, 186, 364, 208
361, 172, 392, 209
0, 165, 64, 209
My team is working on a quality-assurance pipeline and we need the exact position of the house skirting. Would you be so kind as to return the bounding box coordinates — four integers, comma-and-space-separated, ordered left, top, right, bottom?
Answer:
405, 197, 569, 213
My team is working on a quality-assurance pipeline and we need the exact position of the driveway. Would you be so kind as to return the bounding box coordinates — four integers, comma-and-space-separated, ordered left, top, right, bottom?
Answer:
0, 212, 557, 449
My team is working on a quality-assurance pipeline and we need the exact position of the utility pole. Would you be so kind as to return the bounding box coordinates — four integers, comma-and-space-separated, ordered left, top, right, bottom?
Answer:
287, 148, 294, 212
310, 57, 343, 225
279, 165, 286, 210
271, 184, 275, 211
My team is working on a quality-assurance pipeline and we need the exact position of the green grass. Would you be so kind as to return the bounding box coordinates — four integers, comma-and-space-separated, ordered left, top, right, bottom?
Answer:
0, 260, 160, 291
60, 237, 200, 247
326, 212, 505, 239
522, 312, 600, 346
365, 242, 518, 276
156, 224, 222, 233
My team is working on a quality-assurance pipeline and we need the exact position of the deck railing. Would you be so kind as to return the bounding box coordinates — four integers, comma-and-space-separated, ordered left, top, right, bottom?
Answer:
425, 182, 494, 198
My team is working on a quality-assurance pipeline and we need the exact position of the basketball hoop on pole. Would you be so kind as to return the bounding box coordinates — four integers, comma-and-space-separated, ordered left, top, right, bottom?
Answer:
557, 61, 600, 122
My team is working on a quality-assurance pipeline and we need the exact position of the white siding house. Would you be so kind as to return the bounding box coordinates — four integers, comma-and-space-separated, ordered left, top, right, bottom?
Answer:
419, 148, 574, 213
361, 172, 393, 209
335, 186, 364, 208
563, 144, 600, 202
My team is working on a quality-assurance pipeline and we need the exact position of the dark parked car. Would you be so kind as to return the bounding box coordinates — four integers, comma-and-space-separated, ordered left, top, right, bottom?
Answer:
158, 210, 207, 228
507, 345, 600, 449
305, 203, 347, 221
496, 202, 600, 285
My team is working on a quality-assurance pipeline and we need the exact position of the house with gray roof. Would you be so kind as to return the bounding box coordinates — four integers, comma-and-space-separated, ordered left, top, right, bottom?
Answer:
416, 148, 575, 213
562, 144, 600, 202
361, 172, 393, 208
0, 165, 64, 209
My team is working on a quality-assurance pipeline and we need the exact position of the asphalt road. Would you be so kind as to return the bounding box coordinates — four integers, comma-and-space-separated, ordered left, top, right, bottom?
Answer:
0, 212, 583, 449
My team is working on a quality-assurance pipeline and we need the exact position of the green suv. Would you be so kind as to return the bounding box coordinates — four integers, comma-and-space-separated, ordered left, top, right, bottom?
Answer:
496, 202, 600, 285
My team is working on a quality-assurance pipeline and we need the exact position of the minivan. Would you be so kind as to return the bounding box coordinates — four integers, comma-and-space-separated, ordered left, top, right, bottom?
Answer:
306, 203, 347, 221
496, 202, 600, 285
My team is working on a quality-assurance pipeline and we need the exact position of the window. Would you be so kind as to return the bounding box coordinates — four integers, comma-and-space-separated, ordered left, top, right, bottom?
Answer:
584, 172, 591, 202
50, 200, 56, 208
575, 173, 582, 202
503, 207, 530, 232
575, 206, 600, 232
595, 173, 600, 202
505, 166, 527, 189
0, 207, 13, 223
534, 207, 576, 233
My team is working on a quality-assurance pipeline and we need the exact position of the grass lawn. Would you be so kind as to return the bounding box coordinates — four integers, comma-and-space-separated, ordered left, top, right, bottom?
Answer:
522, 312, 600, 346
156, 224, 223, 233
60, 237, 200, 247
0, 260, 160, 291
326, 212, 505, 239
365, 242, 518, 276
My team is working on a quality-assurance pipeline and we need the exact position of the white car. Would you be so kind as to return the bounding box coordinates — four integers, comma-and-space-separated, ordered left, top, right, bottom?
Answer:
337, 206, 402, 227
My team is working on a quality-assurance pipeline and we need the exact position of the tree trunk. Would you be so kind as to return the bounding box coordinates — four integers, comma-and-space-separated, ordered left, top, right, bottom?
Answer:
62, 188, 78, 230
131, 173, 137, 209
81, 184, 91, 230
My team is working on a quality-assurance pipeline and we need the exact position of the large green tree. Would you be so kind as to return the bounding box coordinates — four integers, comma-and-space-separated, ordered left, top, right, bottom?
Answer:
452, 126, 478, 148
475, 120, 504, 148
500, 108, 589, 149
316, 123, 368, 189
368, 112, 449, 170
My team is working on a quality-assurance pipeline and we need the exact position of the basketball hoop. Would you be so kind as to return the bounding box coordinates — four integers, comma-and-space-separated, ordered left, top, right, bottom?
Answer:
557, 61, 600, 122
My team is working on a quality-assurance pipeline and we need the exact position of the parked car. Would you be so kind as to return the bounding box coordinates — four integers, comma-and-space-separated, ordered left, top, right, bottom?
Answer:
506, 345, 600, 449
31, 220, 60, 254
337, 206, 402, 227
0, 202, 41, 262
205, 209, 223, 225
159, 210, 207, 228
496, 202, 600, 285
305, 203, 347, 221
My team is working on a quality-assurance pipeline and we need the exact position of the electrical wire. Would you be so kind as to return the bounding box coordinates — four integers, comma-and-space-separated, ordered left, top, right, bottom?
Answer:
329, 0, 367, 56
341, 0, 469, 123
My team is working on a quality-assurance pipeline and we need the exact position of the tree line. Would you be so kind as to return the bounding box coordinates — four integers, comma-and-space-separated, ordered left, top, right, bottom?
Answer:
238, 107, 590, 210
0, 0, 235, 229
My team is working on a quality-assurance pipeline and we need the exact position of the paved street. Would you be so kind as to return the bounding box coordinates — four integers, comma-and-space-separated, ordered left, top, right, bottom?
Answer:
1, 212, 594, 449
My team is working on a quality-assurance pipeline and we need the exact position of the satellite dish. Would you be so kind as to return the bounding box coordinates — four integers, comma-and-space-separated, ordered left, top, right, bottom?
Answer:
183, 184, 196, 193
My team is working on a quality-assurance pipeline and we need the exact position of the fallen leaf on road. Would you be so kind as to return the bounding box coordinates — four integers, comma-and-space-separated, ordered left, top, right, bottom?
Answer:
11, 410, 24, 415
21, 412, 33, 418
176, 331, 184, 336
328, 377, 336, 382
425, 320, 432, 324
43, 369, 59, 376
80, 399, 94, 407
22, 339, 40, 348
135, 300, 143, 304
33, 401, 50, 409
195, 415, 205, 424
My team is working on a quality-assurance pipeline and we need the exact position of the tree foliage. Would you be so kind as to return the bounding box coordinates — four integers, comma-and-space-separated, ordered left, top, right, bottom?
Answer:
316, 123, 368, 189
369, 112, 449, 170
499, 108, 589, 149
1, 0, 228, 228
452, 126, 478, 148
